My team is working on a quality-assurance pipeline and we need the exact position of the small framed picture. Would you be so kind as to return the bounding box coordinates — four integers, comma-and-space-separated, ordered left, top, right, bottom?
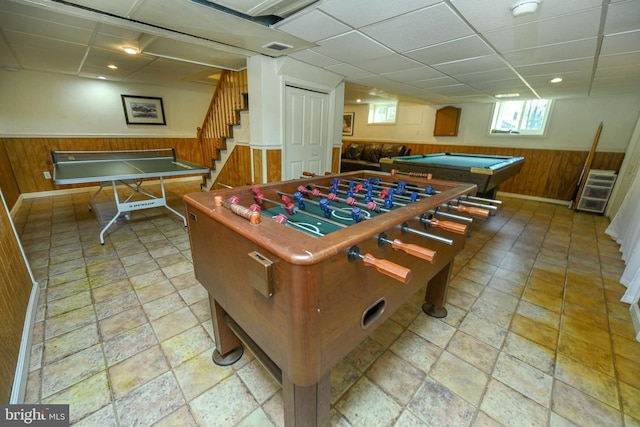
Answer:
121, 95, 166, 125
343, 112, 354, 136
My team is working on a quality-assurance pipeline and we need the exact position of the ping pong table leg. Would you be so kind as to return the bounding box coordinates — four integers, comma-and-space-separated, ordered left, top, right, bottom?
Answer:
158, 177, 188, 226
88, 183, 105, 211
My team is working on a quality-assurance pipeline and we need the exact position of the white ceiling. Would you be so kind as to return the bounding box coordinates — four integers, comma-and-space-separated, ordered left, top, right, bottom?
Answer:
0, 0, 638, 104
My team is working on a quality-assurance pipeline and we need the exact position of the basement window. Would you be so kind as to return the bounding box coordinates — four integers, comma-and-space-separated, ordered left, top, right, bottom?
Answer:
490, 99, 552, 136
368, 102, 397, 124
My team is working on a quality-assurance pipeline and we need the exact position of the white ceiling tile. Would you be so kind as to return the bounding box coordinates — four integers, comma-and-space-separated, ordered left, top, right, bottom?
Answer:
5, 32, 87, 73
381, 66, 444, 83
484, 8, 603, 52
501, 38, 598, 66
319, 0, 439, 28
355, 55, 423, 74
312, 31, 393, 63
288, 49, 341, 68
361, 3, 473, 52
404, 35, 494, 65
0, 10, 94, 45
600, 31, 640, 56
432, 54, 507, 75
515, 58, 594, 77
276, 10, 349, 42
604, 0, 640, 35
324, 62, 374, 79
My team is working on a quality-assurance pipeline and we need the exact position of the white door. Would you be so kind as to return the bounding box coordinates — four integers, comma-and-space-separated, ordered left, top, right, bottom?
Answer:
284, 85, 330, 180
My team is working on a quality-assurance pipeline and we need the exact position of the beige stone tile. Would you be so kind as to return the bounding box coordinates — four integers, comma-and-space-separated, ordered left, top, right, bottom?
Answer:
237, 359, 280, 404
366, 351, 425, 406
459, 313, 508, 349
98, 306, 148, 341
46, 290, 92, 318
42, 371, 111, 424
558, 332, 614, 376
561, 316, 611, 351
115, 372, 185, 426
408, 314, 456, 348
494, 352, 553, 407
432, 351, 489, 405
160, 325, 215, 368
615, 354, 640, 390
41, 344, 105, 399
142, 292, 186, 320
620, 381, 640, 421
510, 314, 558, 350
91, 278, 133, 302
345, 336, 385, 372
407, 377, 476, 426
369, 318, 404, 347
43, 323, 100, 365
502, 332, 556, 375
335, 376, 403, 427
562, 301, 609, 330
174, 348, 234, 401
447, 331, 499, 374
390, 331, 442, 374
469, 297, 513, 329
153, 406, 198, 427
103, 323, 157, 366
480, 378, 547, 426
44, 305, 96, 340
555, 352, 619, 409
552, 380, 623, 427
94, 291, 140, 320
108, 345, 169, 399
190, 375, 258, 426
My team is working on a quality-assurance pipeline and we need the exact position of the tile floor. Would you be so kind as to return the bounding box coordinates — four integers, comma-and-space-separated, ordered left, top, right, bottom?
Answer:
13, 179, 640, 426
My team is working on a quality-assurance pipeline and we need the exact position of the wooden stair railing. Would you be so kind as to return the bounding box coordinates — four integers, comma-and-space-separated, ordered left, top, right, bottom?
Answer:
197, 69, 248, 171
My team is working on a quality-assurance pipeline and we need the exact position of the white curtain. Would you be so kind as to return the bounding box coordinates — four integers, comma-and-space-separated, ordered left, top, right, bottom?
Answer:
606, 168, 640, 304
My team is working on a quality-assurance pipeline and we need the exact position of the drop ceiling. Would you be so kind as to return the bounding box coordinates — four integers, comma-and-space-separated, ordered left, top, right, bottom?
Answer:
0, 0, 638, 104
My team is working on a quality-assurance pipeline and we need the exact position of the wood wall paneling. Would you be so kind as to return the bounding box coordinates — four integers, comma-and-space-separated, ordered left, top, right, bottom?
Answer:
0, 141, 21, 210
343, 140, 624, 201
266, 150, 282, 183
252, 148, 263, 185
213, 145, 252, 188
0, 193, 33, 403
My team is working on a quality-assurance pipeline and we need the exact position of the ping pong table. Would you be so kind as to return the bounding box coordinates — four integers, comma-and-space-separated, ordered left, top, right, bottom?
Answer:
52, 148, 209, 244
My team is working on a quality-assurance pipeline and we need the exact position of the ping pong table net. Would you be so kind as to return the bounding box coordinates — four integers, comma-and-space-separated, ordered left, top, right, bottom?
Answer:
51, 148, 177, 164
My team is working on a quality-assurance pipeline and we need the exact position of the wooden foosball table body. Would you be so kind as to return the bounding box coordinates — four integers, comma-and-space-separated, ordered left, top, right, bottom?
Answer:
184, 171, 483, 426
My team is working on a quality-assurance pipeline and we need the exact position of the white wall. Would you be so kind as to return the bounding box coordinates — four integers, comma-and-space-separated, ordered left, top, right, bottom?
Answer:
0, 69, 213, 137
345, 94, 640, 152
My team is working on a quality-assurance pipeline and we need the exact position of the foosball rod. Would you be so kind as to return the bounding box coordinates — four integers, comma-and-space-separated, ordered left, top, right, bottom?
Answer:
322, 181, 485, 220
255, 191, 349, 228
401, 222, 454, 245
386, 171, 503, 206
308, 183, 476, 223
350, 176, 501, 207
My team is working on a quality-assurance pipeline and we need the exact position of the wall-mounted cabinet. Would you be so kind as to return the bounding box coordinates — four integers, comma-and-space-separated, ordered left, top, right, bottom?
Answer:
577, 169, 617, 214
434, 106, 461, 136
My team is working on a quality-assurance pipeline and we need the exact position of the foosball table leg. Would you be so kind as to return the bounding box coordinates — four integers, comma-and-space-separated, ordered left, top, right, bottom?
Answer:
283, 371, 331, 427
210, 297, 244, 366
422, 261, 453, 318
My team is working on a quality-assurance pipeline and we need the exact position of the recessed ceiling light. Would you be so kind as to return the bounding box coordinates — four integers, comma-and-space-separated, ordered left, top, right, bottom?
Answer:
495, 93, 520, 98
123, 47, 138, 55
107, 64, 118, 70
356, 99, 362, 103
550, 77, 563, 83
98, 76, 106, 80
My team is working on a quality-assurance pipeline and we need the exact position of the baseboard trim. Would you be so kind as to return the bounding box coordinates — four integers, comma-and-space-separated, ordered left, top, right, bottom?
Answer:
630, 302, 640, 342
10, 282, 40, 403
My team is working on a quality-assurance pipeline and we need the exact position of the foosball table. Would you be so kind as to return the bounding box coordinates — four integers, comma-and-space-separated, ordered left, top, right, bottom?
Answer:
184, 171, 498, 426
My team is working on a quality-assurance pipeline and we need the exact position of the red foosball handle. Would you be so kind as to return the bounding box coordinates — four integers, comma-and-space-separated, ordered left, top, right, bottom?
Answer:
453, 204, 490, 219
214, 196, 261, 225
391, 239, 436, 263
429, 218, 467, 235
362, 253, 412, 284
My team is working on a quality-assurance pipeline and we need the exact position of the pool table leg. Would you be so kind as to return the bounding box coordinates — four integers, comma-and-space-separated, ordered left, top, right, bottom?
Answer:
422, 261, 452, 318
282, 371, 331, 427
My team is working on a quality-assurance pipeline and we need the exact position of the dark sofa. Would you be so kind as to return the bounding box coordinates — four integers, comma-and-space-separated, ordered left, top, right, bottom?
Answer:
340, 142, 409, 172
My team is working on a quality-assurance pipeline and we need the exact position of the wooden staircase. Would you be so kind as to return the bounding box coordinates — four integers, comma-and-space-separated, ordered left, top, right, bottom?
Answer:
197, 69, 249, 190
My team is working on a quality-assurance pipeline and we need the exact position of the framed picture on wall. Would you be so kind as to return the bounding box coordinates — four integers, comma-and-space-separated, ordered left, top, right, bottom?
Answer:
121, 95, 166, 125
342, 112, 354, 136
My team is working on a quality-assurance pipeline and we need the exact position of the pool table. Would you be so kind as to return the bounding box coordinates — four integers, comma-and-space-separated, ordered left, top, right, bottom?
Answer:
380, 152, 524, 199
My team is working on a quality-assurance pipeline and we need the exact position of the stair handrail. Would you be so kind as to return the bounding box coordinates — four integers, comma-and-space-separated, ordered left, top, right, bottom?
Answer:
197, 69, 248, 169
